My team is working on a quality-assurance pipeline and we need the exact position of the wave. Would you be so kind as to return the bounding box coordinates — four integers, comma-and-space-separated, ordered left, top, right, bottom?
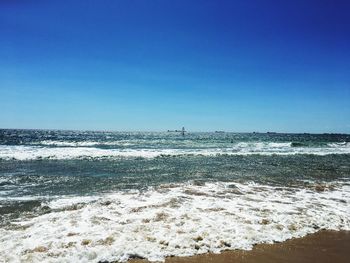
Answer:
327, 142, 349, 147
27, 140, 350, 149
1, 143, 350, 160
32, 140, 134, 147
290, 142, 308, 147
0, 181, 349, 262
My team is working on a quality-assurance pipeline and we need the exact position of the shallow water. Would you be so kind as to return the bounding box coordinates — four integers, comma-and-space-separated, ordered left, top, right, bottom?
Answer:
0, 129, 349, 262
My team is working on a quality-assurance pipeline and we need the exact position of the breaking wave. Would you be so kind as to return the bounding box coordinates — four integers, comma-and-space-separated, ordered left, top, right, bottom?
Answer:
1, 181, 349, 262
0, 142, 350, 160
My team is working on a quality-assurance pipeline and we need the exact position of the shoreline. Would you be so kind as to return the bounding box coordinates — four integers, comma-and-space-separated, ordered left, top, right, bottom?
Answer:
130, 230, 350, 263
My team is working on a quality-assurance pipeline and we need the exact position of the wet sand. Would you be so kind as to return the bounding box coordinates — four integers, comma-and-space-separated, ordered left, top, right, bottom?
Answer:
130, 230, 350, 263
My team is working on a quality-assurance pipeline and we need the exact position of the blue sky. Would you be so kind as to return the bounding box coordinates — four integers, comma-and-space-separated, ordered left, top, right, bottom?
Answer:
1, 0, 350, 132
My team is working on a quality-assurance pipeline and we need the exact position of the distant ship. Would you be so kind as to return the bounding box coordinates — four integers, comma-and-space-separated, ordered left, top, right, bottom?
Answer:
167, 127, 186, 136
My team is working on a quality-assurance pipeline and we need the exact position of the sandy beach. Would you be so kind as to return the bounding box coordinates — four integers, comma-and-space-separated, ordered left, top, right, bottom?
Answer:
131, 230, 350, 263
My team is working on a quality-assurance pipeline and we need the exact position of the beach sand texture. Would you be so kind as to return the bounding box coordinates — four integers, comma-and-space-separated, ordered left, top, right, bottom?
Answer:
131, 231, 350, 263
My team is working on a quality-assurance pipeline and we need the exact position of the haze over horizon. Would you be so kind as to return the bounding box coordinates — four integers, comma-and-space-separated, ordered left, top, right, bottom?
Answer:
1, 0, 350, 133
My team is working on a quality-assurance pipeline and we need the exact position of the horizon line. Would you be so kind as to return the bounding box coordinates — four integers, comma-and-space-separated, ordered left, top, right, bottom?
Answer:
0, 127, 349, 135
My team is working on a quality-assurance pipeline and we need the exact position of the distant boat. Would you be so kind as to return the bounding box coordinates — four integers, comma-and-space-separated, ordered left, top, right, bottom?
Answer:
215, 131, 225, 133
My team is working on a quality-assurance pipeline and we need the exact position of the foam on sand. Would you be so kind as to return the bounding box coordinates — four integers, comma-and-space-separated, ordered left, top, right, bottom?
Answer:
1, 181, 349, 262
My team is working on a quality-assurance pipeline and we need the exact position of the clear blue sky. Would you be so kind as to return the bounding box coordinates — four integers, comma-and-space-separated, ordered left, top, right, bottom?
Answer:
1, 0, 349, 133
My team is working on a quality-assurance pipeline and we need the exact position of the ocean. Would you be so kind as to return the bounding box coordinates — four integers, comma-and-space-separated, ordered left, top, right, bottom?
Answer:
0, 129, 349, 262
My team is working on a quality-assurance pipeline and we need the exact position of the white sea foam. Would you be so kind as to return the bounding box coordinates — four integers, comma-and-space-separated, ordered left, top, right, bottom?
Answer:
36, 140, 134, 147
0, 181, 349, 262
38, 141, 100, 147
0, 142, 350, 160
0, 145, 187, 160
327, 142, 349, 147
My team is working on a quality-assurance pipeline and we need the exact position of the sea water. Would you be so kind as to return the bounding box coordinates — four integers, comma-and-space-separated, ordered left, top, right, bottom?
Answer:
0, 129, 349, 262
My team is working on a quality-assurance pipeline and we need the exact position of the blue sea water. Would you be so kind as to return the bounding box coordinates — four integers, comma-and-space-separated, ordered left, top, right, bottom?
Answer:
0, 129, 349, 262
